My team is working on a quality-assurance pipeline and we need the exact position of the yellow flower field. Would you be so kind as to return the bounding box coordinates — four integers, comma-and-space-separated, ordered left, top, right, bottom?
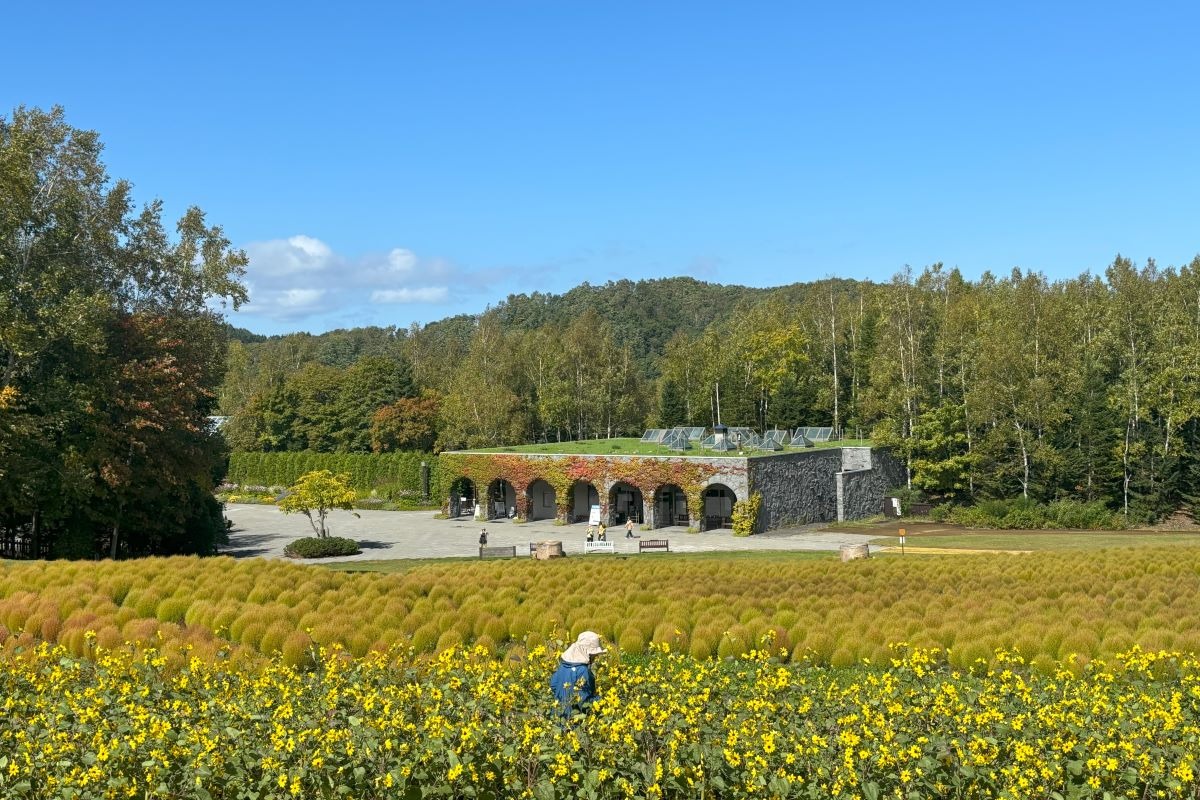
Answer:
0, 639, 1197, 799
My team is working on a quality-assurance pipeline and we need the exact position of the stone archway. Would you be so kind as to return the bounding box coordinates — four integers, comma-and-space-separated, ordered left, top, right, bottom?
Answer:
608, 481, 644, 526
448, 477, 476, 518
654, 484, 689, 528
527, 479, 556, 521
485, 479, 517, 520
702, 483, 737, 530
568, 480, 599, 523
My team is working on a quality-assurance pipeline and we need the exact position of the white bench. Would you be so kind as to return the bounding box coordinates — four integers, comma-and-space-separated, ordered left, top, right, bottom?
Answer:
584, 541, 615, 555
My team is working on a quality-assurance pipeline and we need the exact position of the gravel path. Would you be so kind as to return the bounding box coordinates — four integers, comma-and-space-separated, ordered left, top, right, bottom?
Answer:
220, 504, 880, 562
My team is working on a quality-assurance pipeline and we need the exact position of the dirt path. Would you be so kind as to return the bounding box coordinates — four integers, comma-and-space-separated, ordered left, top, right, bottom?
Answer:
893, 546, 1032, 555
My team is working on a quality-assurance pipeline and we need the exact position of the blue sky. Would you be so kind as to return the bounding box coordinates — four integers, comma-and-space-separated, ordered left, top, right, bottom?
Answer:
5, 2, 1199, 335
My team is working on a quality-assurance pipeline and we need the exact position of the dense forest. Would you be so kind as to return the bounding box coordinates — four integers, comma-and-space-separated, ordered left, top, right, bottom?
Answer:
223, 259, 1200, 521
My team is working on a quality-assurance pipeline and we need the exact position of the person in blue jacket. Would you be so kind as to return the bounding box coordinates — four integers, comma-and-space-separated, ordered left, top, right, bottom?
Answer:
550, 631, 606, 717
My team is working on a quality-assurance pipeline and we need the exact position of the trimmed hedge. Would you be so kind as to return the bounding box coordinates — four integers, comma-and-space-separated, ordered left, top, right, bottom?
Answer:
283, 536, 362, 558
227, 452, 438, 500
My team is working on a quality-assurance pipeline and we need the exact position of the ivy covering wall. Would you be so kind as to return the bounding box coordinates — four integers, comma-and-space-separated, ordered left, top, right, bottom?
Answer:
437, 453, 748, 526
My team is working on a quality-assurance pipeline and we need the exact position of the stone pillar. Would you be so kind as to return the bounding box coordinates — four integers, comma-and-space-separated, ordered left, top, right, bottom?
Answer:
835, 472, 846, 523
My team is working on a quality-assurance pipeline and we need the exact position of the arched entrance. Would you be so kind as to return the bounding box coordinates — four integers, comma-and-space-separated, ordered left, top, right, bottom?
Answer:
569, 480, 599, 523
448, 477, 476, 518
527, 479, 556, 521
608, 482, 644, 526
486, 479, 517, 520
655, 484, 688, 528
703, 483, 737, 530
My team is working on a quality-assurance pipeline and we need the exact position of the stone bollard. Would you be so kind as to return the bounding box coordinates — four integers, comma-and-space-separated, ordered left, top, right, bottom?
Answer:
535, 540, 564, 560
839, 543, 870, 562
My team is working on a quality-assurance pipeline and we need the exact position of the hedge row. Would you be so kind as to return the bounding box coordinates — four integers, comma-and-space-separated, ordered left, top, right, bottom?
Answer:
227, 452, 439, 499
932, 498, 1128, 530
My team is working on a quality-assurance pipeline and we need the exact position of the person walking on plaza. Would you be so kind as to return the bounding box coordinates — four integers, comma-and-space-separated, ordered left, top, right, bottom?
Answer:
550, 631, 606, 718
625, 518, 635, 538
478, 528, 488, 546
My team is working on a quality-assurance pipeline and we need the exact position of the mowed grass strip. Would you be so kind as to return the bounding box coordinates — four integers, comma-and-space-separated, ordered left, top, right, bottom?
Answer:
3, 545, 1200, 670
324, 549, 836, 573
871, 530, 1200, 551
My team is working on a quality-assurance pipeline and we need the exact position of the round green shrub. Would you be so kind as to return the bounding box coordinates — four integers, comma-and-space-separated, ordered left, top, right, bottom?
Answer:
283, 536, 362, 559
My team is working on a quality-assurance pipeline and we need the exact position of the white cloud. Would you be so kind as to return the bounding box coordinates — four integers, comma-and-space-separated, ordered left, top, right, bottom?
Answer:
232, 235, 462, 325
238, 286, 327, 320
388, 248, 417, 273
245, 235, 337, 278
359, 248, 424, 286
276, 288, 326, 308
371, 287, 449, 304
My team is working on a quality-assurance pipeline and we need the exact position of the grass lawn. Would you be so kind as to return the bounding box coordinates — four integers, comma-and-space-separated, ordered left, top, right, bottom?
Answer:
321, 548, 836, 573
458, 437, 872, 457
870, 530, 1200, 551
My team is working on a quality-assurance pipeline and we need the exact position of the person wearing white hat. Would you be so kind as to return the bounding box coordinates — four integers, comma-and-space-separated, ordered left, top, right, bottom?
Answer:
549, 631, 607, 718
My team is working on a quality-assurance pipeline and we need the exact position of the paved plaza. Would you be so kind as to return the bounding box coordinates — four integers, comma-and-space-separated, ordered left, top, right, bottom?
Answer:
220, 503, 881, 562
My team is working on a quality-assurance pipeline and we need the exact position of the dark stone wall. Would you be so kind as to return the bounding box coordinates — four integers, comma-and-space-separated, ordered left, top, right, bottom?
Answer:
748, 450, 843, 530
840, 449, 906, 520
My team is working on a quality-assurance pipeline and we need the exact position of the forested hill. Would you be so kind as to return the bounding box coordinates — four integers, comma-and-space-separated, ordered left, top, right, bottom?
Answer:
222, 276, 859, 381
221, 259, 1200, 522
492, 277, 776, 371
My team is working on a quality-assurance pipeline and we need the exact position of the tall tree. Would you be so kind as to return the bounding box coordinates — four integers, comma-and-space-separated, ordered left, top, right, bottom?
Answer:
0, 106, 246, 557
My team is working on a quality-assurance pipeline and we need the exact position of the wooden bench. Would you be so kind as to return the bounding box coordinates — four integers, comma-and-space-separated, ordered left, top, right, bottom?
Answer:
638, 539, 669, 553
479, 545, 517, 559
584, 541, 615, 555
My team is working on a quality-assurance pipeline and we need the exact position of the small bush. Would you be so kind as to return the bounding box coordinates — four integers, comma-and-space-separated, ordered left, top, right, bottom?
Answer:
731, 492, 762, 536
945, 498, 1126, 530
887, 487, 927, 515
352, 496, 386, 510
283, 537, 361, 559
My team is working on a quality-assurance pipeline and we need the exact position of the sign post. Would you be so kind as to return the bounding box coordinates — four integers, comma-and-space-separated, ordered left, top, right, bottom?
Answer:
899, 527, 906, 555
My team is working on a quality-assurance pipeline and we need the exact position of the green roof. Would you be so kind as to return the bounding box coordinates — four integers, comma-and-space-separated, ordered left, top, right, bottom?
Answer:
452, 437, 871, 458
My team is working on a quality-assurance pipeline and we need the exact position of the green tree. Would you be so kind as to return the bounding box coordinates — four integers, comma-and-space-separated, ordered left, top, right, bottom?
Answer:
657, 378, 687, 428
436, 314, 531, 449
371, 392, 439, 452
735, 300, 808, 431
331, 355, 416, 451
0, 106, 245, 558
278, 470, 358, 538
656, 332, 702, 426
908, 402, 976, 498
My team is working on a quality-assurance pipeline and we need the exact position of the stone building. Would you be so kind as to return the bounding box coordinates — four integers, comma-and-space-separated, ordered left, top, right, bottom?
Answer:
438, 446, 902, 533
